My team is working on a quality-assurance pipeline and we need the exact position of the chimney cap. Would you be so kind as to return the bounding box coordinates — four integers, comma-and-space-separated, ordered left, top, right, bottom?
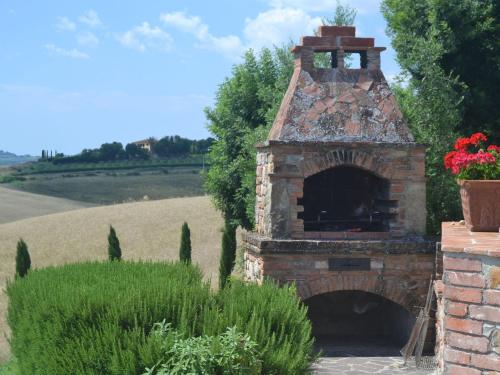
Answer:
293, 26, 385, 52
318, 25, 355, 38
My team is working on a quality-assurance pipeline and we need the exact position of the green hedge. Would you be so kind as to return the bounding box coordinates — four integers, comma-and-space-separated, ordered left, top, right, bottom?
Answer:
7, 261, 314, 375
7, 262, 211, 375
216, 281, 314, 373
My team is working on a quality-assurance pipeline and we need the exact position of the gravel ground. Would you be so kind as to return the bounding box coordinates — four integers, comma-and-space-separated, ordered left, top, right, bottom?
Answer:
313, 356, 437, 374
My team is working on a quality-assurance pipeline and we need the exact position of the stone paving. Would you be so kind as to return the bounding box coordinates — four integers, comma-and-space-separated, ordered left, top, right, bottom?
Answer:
312, 357, 437, 375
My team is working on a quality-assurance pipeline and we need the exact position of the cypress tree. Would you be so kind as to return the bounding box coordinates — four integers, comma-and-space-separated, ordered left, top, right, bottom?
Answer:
218, 221, 236, 289
15, 239, 31, 278
179, 222, 192, 264
107, 225, 122, 261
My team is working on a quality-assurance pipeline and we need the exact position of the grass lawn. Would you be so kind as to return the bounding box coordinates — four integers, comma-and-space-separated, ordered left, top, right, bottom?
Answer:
4, 167, 205, 205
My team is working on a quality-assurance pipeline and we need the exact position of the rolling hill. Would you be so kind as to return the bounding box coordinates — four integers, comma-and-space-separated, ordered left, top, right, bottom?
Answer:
0, 186, 91, 224
0, 151, 36, 166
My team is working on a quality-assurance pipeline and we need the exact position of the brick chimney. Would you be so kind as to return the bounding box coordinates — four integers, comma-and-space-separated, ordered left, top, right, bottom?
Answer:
269, 26, 412, 143
254, 26, 426, 240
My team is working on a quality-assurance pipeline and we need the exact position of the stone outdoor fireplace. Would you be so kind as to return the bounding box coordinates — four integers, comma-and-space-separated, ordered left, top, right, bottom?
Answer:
299, 166, 392, 233
243, 26, 436, 355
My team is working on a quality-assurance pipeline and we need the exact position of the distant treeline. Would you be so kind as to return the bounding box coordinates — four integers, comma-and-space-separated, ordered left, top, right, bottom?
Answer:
42, 136, 214, 164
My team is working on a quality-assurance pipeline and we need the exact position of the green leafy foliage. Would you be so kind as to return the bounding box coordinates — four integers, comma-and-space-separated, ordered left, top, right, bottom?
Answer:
125, 143, 149, 160
383, 0, 499, 141
7, 262, 314, 375
179, 222, 192, 264
383, 0, 500, 233
218, 221, 236, 290
391, 66, 464, 233
144, 324, 261, 375
205, 48, 294, 229
108, 225, 122, 261
15, 239, 31, 278
152, 136, 213, 158
458, 159, 500, 180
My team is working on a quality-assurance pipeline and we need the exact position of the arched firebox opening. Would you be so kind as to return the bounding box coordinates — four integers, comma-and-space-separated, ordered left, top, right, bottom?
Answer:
298, 166, 395, 232
305, 291, 415, 357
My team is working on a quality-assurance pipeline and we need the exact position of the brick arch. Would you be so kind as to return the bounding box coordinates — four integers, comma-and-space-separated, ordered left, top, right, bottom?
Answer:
296, 275, 416, 313
302, 149, 392, 180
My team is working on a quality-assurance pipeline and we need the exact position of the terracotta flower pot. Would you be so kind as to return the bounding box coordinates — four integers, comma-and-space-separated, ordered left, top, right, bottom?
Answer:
458, 180, 500, 231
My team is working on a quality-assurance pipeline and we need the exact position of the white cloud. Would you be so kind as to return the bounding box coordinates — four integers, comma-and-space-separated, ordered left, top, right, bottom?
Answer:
267, 0, 381, 14
161, 12, 244, 59
117, 22, 173, 52
55, 16, 76, 32
45, 44, 89, 59
160, 9, 321, 59
160, 12, 208, 39
79, 10, 102, 28
77, 31, 99, 47
204, 35, 244, 59
244, 8, 321, 51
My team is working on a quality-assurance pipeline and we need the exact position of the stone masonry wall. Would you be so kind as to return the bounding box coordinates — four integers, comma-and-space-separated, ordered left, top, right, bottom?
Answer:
243, 233, 435, 313
255, 142, 426, 239
439, 223, 500, 375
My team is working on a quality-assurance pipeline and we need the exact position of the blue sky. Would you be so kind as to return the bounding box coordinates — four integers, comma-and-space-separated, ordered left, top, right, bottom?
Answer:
0, 0, 400, 156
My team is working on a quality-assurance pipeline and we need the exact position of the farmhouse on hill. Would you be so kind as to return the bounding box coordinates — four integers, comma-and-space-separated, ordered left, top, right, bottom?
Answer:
131, 139, 153, 152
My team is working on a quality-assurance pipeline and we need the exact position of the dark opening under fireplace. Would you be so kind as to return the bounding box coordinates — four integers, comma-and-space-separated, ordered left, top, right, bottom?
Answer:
305, 291, 416, 356
298, 166, 395, 232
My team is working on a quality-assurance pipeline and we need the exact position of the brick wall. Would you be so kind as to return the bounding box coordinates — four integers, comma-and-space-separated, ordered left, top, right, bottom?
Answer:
438, 223, 500, 374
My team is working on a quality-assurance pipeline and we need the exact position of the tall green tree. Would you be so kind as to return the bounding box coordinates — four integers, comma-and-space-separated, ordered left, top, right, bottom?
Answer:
218, 220, 237, 289
205, 3, 356, 229
205, 48, 294, 229
107, 225, 122, 261
383, 0, 499, 141
99, 142, 125, 161
124, 143, 149, 160
382, 0, 499, 233
15, 239, 31, 278
179, 222, 192, 264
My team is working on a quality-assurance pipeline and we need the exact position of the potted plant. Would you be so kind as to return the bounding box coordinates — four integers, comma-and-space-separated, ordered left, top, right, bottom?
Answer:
444, 132, 500, 231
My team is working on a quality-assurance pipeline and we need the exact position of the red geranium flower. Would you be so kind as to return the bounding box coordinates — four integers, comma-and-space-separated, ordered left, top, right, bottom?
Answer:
445, 133, 499, 179
453, 137, 471, 151
469, 132, 487, 145
444, 151, 457, 170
